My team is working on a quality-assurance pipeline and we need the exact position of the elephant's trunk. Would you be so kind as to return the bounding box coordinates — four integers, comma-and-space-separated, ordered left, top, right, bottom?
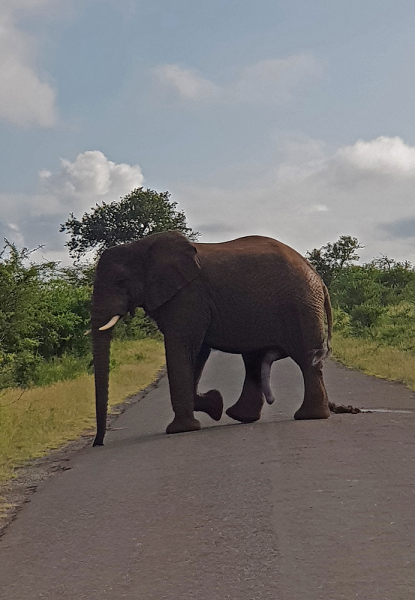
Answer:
92, 327, 112, 446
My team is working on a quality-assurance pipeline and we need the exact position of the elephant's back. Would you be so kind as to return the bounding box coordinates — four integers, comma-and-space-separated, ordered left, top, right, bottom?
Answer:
194, 235, 316, 285
194, 236, 325, 354
194, 235, 300, 258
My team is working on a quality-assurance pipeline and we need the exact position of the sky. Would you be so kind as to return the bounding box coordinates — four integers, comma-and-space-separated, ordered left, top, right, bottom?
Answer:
1, 0, 415, 265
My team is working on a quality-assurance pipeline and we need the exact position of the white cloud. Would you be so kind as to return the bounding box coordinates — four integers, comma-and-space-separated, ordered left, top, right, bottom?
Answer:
0, 151, 145, 262
335, 136, 415, 176
0, 1, 57, 127
154, 54, 322, 105
154, 64, 219, 100
177, 136, 415, 263
3, 138, 415, 265
40, 151, 144, 204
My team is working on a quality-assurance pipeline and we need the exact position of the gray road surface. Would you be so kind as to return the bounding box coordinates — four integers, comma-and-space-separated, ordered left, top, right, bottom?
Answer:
0, 353, 414, 599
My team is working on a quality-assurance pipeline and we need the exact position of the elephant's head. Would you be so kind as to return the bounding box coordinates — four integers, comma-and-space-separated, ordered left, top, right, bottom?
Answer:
91, 231, 200, 446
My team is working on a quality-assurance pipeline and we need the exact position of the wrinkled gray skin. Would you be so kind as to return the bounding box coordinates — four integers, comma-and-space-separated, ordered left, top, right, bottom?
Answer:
91, 231, 332, 446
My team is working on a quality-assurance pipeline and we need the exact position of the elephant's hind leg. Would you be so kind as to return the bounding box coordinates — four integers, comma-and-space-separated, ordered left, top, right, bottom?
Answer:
226, 351, 264, 423
193, 344, 224, 422
294, 361, 330, 420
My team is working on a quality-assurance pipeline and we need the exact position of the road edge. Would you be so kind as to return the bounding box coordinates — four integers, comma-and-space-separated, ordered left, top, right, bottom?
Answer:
0, 368, 167, 539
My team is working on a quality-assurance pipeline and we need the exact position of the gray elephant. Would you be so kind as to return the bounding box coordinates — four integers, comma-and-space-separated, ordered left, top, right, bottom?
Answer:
91, 231, 332, 446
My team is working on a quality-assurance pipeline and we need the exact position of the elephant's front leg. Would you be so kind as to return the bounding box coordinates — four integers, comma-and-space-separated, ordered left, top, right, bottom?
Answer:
226, 351, 265, 423
193, 344, 223, 422
165, 336, 202, 434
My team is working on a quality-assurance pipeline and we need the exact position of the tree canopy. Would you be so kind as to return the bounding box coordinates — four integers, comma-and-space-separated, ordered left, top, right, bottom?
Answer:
306, 235, 363, 287
60, 188, 199, 259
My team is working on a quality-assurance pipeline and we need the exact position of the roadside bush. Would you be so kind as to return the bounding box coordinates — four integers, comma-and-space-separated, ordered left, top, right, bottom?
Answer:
0, 244, 93, 387
35, 279, 92, 360
370, 302, 415, 352
324, 239, 415, 354
330, 265, 385, 311
332, 308, 351, 336
0, 242, 163, 389
349, 303, 384, 331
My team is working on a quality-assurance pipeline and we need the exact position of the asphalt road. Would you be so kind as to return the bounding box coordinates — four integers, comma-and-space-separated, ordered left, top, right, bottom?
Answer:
0, 352, 414, 600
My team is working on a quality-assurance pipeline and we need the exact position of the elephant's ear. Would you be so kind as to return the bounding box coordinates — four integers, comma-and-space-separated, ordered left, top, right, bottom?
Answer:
144, 232, 201, 311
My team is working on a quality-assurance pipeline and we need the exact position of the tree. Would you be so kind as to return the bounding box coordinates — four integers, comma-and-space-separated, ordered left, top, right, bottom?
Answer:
60, 188, 199, 259
369, 255, 415, 297
306, 235, 363, 287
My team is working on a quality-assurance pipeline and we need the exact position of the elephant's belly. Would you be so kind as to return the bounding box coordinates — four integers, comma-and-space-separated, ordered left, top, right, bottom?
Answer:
204, 312, 286, 354
203, 295, 324, 356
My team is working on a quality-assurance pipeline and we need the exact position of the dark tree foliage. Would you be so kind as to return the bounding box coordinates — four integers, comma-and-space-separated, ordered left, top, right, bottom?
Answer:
60, 188, 199, 259
306, 235, 363, 287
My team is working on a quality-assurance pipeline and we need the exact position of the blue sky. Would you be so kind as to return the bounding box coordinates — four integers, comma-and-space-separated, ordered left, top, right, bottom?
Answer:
2, 0, 415, 263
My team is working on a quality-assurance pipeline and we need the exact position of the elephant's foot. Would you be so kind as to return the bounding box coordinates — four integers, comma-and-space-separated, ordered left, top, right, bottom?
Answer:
294, 404, 330, 420
295, 365, 330, 420
194, 390, 223, 421
225, 397, 263, 424
166, 415, 201, 434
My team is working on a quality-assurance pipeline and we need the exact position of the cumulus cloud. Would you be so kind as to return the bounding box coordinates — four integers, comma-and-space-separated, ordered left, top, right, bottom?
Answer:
154, 54, 322, 105
0, 151, 145, 262
177, 136, 415, 263
0, 0, 57, 127
40, 151, 144, 205
335, 136, 415, 177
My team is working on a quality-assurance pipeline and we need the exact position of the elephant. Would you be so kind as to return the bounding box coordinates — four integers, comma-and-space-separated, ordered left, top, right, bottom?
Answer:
90, 230, 332, 446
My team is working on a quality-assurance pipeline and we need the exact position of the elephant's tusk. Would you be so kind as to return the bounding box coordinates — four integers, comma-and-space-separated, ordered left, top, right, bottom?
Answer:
84, 329, 91, 336
99, 315, 120, 331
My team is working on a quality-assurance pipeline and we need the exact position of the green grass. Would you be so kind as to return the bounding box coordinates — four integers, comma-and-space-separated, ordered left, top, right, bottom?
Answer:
332, 331, 415, 391
33, 354, 93, 386
0, 338, 165, 487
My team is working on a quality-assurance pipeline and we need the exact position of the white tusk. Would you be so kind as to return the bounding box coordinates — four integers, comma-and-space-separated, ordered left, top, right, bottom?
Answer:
99, 315, 120, 331
84, 329, 91, 336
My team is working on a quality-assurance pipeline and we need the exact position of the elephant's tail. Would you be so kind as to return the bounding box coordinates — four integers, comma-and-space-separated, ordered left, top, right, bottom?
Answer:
323, 283, 332, 356
311, 284, 332, 367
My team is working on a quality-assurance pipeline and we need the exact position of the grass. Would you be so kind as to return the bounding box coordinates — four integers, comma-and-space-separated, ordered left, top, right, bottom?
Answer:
0, 338, 165, 487
332, 331, 415, 391
33, 354, 93, 386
